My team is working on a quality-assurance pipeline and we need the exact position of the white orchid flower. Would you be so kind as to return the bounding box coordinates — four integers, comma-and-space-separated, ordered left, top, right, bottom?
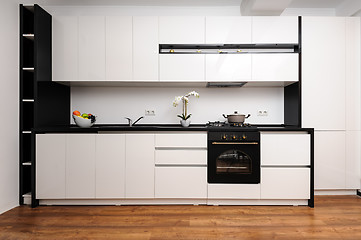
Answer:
172, 91, 200, 121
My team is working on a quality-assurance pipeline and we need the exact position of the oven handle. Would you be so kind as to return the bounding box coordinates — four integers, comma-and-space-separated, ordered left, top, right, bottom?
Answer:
211, 142, 258, 145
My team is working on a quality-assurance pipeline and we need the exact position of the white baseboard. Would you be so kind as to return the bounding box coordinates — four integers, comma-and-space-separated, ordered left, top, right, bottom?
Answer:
315, 189, 358, 195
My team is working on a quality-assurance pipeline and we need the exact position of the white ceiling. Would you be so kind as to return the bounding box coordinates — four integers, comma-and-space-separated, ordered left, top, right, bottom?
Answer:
40, 0, 361, 16
41, 0, 242, 6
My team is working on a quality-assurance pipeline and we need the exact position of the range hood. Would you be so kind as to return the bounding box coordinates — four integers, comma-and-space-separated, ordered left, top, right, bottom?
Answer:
206, 82, 247, 88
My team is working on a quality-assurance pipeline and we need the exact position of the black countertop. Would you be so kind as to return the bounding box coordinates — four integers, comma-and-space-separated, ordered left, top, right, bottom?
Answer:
33, 124, 313, 133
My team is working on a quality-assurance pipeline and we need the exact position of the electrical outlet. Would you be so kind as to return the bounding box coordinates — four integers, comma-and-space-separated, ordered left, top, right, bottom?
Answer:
145, 109, 156, 116
257, 110, 268, 116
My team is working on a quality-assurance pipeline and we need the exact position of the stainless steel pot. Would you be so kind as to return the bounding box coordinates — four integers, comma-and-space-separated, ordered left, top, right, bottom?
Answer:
223, 111, 251, 123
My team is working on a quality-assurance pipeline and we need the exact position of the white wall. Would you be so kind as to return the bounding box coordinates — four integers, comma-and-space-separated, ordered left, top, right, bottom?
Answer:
0, 0, 20, 214
71, 87, 284, 125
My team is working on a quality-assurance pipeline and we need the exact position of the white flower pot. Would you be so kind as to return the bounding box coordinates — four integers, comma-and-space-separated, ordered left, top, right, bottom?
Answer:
180, 119, 191, 127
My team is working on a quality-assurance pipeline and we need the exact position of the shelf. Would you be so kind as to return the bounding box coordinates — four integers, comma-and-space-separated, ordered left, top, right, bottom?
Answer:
55, 80, 298, 88
23, 68, 34, 72
23, 34, 34, 40
22, 162, 32, 166
22, 99, 34, 102
22, 131, 32, 134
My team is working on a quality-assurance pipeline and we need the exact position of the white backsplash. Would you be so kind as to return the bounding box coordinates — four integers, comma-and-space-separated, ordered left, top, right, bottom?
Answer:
71, 87, 284, 125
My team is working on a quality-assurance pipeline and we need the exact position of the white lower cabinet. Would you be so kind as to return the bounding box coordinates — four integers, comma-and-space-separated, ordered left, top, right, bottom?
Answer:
36, 134, 66, 199
261, 132, 310, 166
125, 134, 155, 198
208, 184, 260, 199
66, 134, 96, 199
261, 168, 310, 199
95, 134, 126, 198
155, 167, 207, 198
314, 131, 346, 189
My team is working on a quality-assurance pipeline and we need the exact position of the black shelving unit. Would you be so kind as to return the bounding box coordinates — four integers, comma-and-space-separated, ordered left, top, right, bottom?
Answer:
19, 4, 71, 206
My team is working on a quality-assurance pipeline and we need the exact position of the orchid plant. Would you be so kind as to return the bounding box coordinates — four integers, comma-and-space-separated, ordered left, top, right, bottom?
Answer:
173, 91, 200, 120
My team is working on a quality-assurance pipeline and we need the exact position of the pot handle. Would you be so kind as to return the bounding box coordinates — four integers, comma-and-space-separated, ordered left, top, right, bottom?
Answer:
222, 114, 227, 119
245, 114, 251, 118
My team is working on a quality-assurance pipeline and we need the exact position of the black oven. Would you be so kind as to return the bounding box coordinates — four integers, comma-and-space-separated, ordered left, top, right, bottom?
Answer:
207, 131, 260, 184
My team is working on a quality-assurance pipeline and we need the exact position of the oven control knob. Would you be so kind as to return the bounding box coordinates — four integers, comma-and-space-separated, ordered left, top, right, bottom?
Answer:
232, 135, 237, 140
242, 134, 247, 140
222, 134, 227, 140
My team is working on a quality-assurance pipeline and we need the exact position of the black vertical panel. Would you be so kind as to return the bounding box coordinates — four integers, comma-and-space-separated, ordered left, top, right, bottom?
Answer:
35, 82, 70, 127
19, 4, 24, 205
34, 4, 51, 82
284, 82, 300, 126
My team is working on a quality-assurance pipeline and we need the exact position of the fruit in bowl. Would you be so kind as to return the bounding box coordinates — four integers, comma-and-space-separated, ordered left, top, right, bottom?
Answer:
72, 111, 96, 128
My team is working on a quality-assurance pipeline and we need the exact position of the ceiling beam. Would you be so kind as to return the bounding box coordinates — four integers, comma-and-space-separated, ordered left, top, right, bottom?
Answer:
336, 0, 361, 16
241, 0, 293, 16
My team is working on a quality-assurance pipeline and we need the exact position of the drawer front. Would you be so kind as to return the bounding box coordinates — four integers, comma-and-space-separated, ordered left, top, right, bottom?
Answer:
155, 149, 207, 165
261, 168, 310, 199
155, 167, 207, 198
261, 133, 311, 166
155, 133, 207, 148
208, 184, 260, 199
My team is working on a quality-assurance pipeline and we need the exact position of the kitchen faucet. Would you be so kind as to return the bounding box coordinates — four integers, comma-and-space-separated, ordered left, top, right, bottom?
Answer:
125, 116, 144, 127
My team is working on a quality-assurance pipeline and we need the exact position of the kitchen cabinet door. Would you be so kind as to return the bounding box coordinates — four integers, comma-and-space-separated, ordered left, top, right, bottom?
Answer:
133, 16, 159, 81
95, 134, 126, 198
314, 131, 346, 189
52, 16, 78, 81
159, 16, 205, 44
78, 16, 105, 80
345, 131, 360, 189
208, 184, 260, 199
252, 54, 298, 81
105, 16, 132, 80
302, 17, 346, 130
155, 133, 207, 148
261, 168, 310, 199
66, 134, 96, 198
261, 132, 310, 166
206, 17, 252, 43
125, 134, 155, 198
155, 167, 207, 198
36, 134, 66, 199
159, 55, 205, 81
252, 16, 298, 44
205, 55, 251, 81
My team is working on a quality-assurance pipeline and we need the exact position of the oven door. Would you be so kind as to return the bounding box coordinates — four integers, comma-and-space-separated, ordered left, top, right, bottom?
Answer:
208, 141, 260, 184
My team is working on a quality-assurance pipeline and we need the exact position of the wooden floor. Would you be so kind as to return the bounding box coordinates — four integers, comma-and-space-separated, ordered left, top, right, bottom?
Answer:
1, 196, 361, 239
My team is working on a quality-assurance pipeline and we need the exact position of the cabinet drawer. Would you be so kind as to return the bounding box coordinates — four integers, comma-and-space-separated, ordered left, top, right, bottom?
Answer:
261, 132, 310, 166
155, 133, 207, 148
155, 149, 207, 165
261, 168, 310, 199
155, 167, 207, 198
208, 184, 260, 199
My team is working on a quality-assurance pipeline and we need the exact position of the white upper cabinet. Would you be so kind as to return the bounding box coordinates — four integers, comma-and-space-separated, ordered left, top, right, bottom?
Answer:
206, 55, 251, 81
53, 16, 78, 81
302, 17, 346, 130
345, 18, 361, 131
252, 54, 298, 81
133, 16, 159, 81
205, 17, 252, 43
105, 16, 132, 80
159, 54, 205, 81
159, 16, 205, 44
252, 17, 298, 44
78, 16, 106, 80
